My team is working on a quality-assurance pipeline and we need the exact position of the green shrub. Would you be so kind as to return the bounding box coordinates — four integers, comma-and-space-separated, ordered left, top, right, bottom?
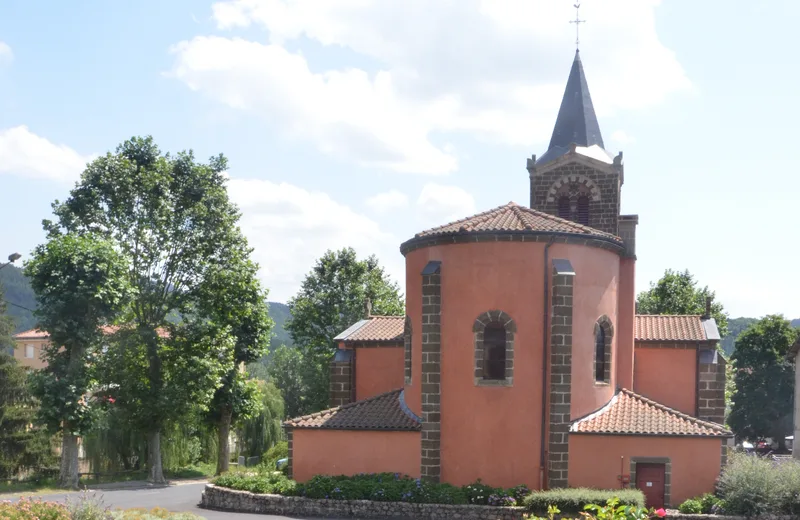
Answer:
678, 499, 702, 514
212, 471, 297, 495
262, 441, 288, 467
65, 492, 114, 520
717, 452, 800, 515
0, 498, 70, 520
522, 488, 645, 514
698, 493, 720, 514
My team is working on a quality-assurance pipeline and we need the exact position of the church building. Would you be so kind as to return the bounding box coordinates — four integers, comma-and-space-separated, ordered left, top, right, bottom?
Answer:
283, 51, 731, 509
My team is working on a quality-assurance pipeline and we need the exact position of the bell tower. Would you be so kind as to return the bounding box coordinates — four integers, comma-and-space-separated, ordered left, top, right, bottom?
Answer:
527, 50, 624, 237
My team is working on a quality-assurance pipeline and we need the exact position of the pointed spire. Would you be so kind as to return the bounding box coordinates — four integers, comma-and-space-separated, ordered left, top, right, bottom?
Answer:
547, 50, 604, 152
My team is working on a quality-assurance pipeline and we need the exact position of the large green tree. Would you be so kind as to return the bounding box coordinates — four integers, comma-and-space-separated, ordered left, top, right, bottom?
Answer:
25, 233, 130, 488
45, 136, 246, 483
284, 248, 403, 413
237, 380, 284, 459
0, 352, 53, 479
266, 344, 321, 419
637, 269, 729, 337
195, 243, 273, 474
0, 278, 15, 354
728, 315, 797, 450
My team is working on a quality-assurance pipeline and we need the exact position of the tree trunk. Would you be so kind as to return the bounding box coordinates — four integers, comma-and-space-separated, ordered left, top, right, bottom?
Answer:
216, 406, 233, 475
147, 429, 166, 484
59, 430, 80, 489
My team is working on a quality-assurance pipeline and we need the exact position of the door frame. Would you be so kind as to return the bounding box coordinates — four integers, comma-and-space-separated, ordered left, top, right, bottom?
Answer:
630, 457, 671, 508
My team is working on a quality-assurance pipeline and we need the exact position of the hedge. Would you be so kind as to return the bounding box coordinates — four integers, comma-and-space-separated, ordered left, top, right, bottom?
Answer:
523, 488, 645, 514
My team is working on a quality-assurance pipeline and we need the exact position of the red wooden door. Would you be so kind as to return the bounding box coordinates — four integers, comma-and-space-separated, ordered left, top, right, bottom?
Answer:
635, 463, 666, 509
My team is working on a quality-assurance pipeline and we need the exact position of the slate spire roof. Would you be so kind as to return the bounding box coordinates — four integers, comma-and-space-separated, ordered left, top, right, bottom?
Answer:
538, 51, 608, 166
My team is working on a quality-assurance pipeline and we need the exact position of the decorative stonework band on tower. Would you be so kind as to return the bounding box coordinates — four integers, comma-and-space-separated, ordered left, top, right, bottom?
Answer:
472, 310, 516, 386
549, 259, 575, 488
420, 261, 442, 482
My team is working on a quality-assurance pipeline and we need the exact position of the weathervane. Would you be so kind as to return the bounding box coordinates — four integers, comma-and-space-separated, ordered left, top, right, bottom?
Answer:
570, 3, 585, 51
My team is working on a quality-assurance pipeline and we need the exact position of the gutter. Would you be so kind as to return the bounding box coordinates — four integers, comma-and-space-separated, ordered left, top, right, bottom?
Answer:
540, 238, 555, 489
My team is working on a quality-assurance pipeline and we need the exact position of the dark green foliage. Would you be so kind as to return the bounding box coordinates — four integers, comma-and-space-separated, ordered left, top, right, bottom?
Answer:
216, 472, 531, 507
728, 315, 797, 448
262, 441, 288, 470
678, 499, 702, 514
699, 493, 721, 514
522, 488, 645, 514
717, 452, 800, 516
0, 265, 37, 333
0, 279, 17, 357
267, 344, 324, 418
0, 353, 55, 479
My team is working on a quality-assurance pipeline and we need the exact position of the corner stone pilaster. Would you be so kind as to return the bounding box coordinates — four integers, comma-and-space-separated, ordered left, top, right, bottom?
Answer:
329, 350, 354, 408
286, 429, 293, 479
549, 259, 575, 489
698, 352, 726, 425
420, 261, 442, 482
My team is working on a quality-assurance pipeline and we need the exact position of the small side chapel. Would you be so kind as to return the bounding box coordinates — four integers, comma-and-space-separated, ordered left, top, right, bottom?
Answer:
283, 51, 731, 509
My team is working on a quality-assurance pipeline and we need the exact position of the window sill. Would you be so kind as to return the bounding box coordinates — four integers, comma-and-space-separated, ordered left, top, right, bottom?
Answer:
475, 378, 513, 387
594, 381, 611, 387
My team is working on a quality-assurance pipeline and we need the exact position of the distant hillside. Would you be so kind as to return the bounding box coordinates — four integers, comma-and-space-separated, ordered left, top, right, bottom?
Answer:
0, 264, 292, 345
721, 317, 800, 356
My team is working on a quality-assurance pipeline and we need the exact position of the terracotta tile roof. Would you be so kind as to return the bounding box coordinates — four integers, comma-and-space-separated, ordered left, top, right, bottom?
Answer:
13, 325, 170, 340
634, 315, 711, 342
571, 389, 732, 437
411, 202, 621, 242
284, 389, 421, 431
334, 316, 404, 343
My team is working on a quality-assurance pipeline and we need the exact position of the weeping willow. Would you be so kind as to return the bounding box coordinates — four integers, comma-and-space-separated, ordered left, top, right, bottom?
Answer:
237, 380, 285, 458
83, 407, 217, 474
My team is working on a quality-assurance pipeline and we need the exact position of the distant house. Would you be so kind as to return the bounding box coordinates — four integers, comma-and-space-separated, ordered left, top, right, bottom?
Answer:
282, 51, 732, 509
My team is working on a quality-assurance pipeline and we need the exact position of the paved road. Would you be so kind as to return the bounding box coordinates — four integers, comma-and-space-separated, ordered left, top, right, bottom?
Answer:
3, 482, 298, 519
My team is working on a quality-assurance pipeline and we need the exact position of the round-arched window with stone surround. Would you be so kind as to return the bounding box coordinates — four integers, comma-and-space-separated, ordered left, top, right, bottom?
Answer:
594, 316, 614, 384
473, 310, 516, 386
404, 315, 412, 385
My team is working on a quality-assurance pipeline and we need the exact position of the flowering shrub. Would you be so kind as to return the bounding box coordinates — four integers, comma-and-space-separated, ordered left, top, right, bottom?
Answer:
212, 471, 297, 495
523, 488, 645, 515
526, 499, 665, 520
0, 497, 70, 520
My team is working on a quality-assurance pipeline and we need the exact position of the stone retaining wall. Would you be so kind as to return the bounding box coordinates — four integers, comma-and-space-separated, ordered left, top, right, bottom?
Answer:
201, 485, 797, 520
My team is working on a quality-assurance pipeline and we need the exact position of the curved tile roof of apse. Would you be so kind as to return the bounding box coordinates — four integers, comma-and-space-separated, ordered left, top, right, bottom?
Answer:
571, 389, 732, 437
634, 315, 719, 342
400, 201, 623, 254
284, 389, 421, 431
333, 316, 404, 344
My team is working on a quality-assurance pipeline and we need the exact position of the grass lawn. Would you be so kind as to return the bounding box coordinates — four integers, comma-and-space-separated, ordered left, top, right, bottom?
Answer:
0, 462, 218, 497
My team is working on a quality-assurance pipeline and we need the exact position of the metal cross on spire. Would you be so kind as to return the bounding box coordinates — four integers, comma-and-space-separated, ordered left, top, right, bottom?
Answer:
570, 3, 585, 51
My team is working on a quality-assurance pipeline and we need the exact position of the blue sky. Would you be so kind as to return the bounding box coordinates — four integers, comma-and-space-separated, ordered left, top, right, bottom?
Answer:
0, 0, 797, 318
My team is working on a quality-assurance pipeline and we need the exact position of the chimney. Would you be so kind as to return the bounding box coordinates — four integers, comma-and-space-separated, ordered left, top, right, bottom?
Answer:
702, 296, 712, 320
364, 298, 372, 318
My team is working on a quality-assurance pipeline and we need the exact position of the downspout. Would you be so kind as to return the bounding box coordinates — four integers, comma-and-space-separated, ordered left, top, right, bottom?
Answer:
540, 238, 555, 489
694, 343, 700, 418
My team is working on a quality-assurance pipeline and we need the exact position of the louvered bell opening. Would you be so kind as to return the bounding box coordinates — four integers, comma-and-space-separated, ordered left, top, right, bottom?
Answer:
576, 196, 590, 226
557, 196, 571, 220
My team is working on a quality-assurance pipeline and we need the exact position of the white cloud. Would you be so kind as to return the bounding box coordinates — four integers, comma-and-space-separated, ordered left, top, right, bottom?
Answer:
226, 177, 404, 301
167, 0, 690, 173
365, 189, 409, 214
416, 183, 476, 226
0, 41, 12, 63
610, 130, 635, 145
0, 126, 93, 181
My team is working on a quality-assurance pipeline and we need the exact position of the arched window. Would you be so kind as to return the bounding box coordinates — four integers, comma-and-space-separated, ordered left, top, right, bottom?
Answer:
473, 310, 516, 386
595, 326, 605, 382
576, 195, 590, 226
483, 324, 507, 380
557, 196, 571, 220
594, 316, 614, 384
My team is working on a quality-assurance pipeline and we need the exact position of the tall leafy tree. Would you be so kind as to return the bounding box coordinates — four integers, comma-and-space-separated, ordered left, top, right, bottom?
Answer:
637, 269, 729, 337
25, 234, 130, 488
728, 315, 797, 450
237, 380, 285, 459
0, 352, 54, 479
285, 248, 403, 413
45, 136, 245, 483
267, 344, 321, 418
195, 243, 273, 474
0, 279, 15, 354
